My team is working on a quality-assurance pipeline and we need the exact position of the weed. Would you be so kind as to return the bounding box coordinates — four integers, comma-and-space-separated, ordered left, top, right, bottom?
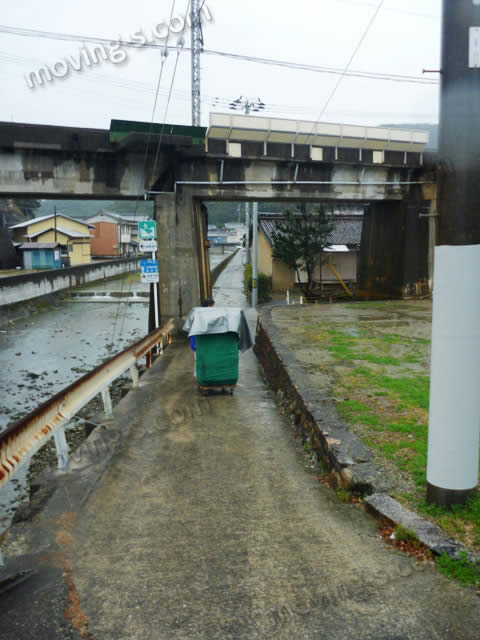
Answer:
336, 488, 353, 503
394, 525, 420, 544
394, 492, 414, 503
436, 551, 480, 587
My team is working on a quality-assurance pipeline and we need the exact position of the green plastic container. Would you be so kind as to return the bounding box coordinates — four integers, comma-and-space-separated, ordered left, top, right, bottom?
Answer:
195, 332, 239, 386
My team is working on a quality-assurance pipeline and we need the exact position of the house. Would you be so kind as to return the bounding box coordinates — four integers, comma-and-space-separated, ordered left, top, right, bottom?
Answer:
86, 211, 153, 256
224, 222, 247, 245
19, 243, 62, 270
256, 212, 363, 292
9, 214, 93, 266
207, 227, 228, 245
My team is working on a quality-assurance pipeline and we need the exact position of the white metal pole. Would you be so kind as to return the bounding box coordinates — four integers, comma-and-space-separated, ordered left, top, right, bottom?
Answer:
152, 249, 159, 329
252, 202, 258, 307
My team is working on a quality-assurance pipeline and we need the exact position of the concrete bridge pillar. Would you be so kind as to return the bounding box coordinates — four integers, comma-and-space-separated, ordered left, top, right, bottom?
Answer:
154, 192, 211, 327
357, 194, 431, 299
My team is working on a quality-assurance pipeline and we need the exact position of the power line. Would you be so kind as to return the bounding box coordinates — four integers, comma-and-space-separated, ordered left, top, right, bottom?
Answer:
305, 0, 385, 144
200, 49, 438, 86
0, 24, 439, 86
0, 49, 438, 124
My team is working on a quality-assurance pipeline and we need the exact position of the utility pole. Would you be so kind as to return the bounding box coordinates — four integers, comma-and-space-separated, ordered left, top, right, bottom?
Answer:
252, 202, 258, 307
427, 0, 480, 507
54, 205, 57, 243
191, 0, 202, 126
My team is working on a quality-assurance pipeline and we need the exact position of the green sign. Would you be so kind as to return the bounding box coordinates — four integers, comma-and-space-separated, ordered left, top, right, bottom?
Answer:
138, 220, 157, 240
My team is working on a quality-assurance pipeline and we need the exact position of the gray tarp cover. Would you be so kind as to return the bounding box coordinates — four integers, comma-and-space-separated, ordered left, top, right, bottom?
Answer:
183, 307, 253, 352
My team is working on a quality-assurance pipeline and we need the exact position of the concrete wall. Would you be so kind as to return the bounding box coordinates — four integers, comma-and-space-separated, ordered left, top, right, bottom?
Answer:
0, 258, 139, 306
357, 196, 430, 298
258, 231, 273, 277
155, 192, 203, 325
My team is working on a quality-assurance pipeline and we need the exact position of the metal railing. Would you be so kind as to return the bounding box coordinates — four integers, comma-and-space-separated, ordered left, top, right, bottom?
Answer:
0, 319, 174, 490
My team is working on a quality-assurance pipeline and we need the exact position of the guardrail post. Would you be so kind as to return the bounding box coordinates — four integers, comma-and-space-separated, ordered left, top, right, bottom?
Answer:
129, 364, 139, 387
54, 426, 69, 472
101, 387, 113, 416
146, 350, 152, 369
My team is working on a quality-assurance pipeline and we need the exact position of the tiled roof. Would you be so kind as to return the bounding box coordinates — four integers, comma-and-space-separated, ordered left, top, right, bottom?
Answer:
258, 213, 363, 249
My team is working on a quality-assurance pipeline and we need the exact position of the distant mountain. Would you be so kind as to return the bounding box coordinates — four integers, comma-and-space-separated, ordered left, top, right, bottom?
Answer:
381, 123, 438, 151
35, 200, 154, 219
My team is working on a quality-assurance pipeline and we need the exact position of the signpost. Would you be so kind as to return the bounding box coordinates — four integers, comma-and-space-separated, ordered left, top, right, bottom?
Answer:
138, 220, 159, 335
137, 220, 157, 241
140, 259, 159, 283
139, 240, 158, 253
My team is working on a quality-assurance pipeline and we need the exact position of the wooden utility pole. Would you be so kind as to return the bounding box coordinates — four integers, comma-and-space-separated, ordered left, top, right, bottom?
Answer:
427, 0, 480, 507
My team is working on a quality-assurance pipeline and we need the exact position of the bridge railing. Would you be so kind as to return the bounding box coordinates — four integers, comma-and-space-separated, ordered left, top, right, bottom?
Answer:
0, 319, 174, 490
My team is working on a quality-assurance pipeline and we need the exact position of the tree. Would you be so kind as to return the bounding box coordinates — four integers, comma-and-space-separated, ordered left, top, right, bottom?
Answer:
271, 204, 335, 296
10, 199, 41, 218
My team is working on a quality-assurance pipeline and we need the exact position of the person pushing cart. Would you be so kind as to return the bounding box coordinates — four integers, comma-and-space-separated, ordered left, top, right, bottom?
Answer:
183, 305, 253, 395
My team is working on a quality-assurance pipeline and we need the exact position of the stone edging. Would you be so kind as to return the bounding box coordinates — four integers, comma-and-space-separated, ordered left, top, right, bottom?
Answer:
211, 249, 239, 285
254, 306, 475, 562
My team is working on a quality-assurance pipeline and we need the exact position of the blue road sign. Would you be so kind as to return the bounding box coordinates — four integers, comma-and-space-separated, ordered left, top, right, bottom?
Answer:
140, 259, 159, 283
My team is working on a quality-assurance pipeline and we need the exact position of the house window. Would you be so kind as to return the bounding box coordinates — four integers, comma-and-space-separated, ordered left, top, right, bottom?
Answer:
68, 244, 73, 253
373, 150, 384, 164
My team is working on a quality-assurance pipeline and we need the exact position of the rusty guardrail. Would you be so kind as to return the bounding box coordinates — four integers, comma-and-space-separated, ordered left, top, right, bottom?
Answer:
0, 319, 174, 489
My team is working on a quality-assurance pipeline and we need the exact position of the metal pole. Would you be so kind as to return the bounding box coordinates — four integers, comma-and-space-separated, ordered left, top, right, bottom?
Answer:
245, 202, 250, 265
252, 202, 258, 307
152, 248, 159, 330
426, 0, 480, 507
191, 0, 201, 126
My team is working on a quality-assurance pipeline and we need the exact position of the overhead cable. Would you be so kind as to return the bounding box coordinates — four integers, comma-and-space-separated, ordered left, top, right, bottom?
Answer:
0, 24, 439, 86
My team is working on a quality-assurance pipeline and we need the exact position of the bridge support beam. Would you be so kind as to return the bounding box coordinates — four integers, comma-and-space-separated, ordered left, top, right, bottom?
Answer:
155, 193, 209, 326
357, 195, 431, 299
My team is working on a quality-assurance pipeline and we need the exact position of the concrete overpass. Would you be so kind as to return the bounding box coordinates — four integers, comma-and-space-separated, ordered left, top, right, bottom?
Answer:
0, 114, 437, 316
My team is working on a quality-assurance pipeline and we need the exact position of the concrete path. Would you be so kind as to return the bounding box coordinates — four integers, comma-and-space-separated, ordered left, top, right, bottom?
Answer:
70, 251, 480, 639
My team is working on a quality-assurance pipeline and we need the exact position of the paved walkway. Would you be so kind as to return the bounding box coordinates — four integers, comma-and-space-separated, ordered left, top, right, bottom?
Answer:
70, 252, 480, 639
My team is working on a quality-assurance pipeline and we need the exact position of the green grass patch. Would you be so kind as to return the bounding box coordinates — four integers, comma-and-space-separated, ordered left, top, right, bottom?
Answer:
394, 525, 420, 544
337, 400, 379, 427
295, 304, 480, 552
436, 551, 480, 587
326, 329, 403, 366
349, 369, 430, 410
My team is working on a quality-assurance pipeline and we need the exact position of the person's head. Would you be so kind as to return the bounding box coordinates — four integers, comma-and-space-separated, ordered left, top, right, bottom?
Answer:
201, 298, 215, 307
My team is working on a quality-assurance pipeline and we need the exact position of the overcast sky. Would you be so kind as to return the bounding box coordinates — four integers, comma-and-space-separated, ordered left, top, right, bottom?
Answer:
0, 0, 441, 130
